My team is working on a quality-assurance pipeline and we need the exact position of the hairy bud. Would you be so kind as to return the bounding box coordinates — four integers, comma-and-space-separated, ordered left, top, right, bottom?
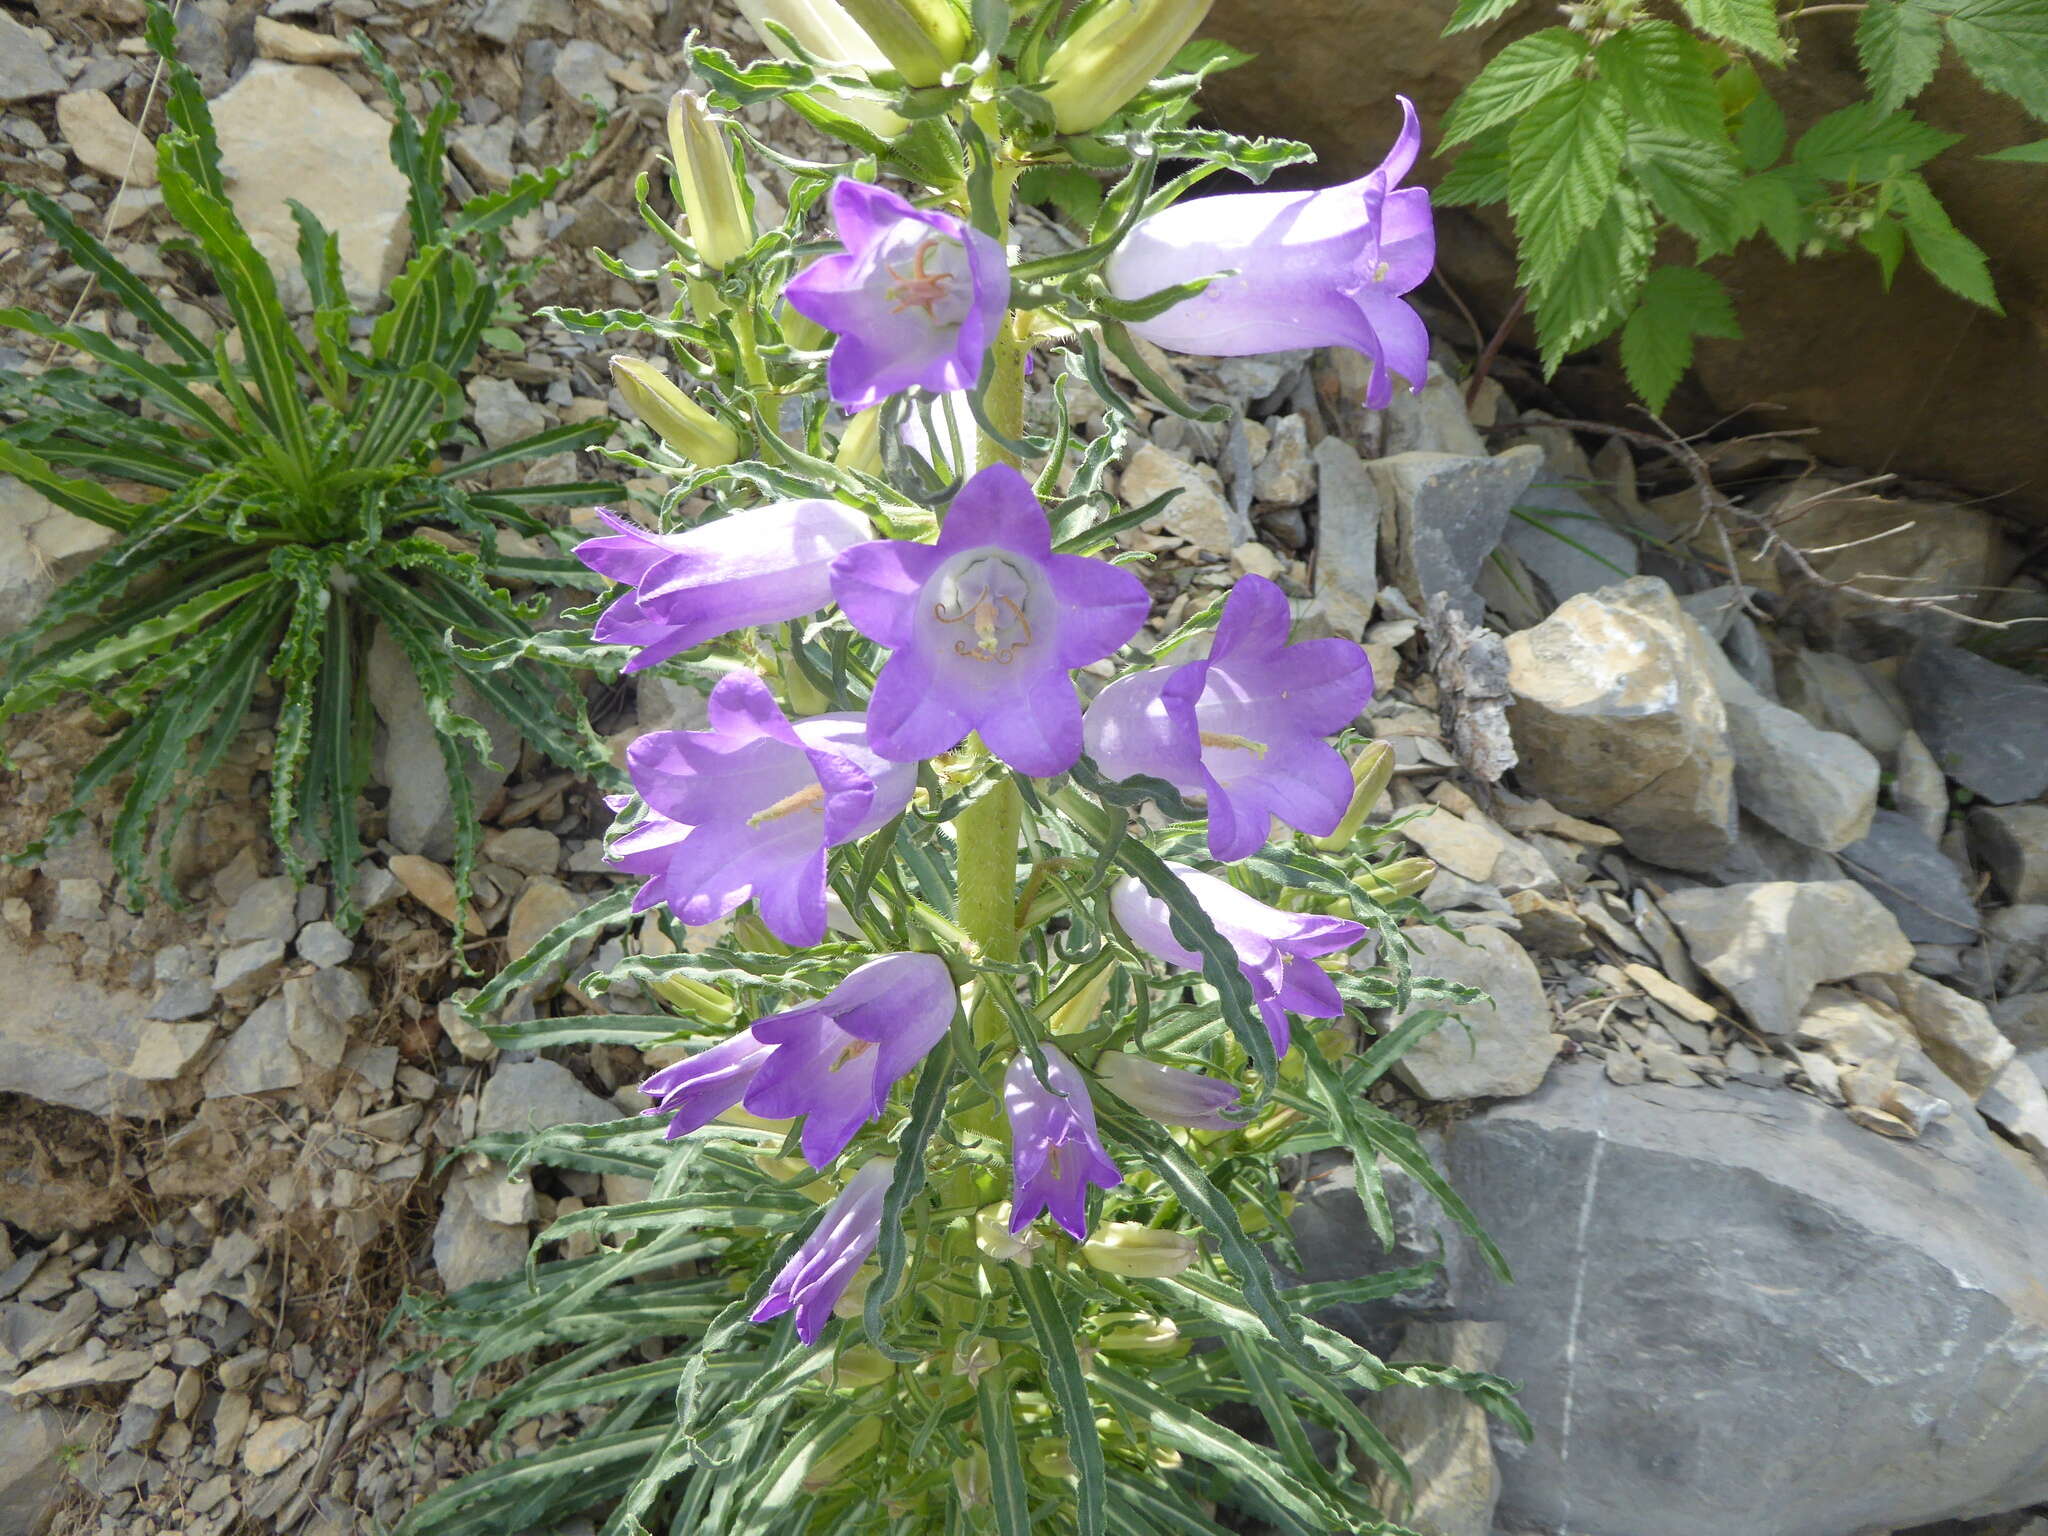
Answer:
1080, 1221, 1199, 1278
608, 356, 740, 466
665, 90, 754, 270
1039, 0, 1213, 135
839, 0, 970, 86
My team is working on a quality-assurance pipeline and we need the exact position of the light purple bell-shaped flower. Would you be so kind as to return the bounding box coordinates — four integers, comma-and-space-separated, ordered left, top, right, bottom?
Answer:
1004, 1045, 1122, 1240
1093, 1050, 1243, 1131
1110, 865, 1364, 1057
784, 179, 1011, 413
831, 463, 1149, 775
741, 953, 956, 1168
609, 671, 914, 947
639, 1027, 776, 1141
1103, 96, 1432, 409
577, 500, 872, 674
1083, 574, 1374, 861
754, 1156, 896, 1345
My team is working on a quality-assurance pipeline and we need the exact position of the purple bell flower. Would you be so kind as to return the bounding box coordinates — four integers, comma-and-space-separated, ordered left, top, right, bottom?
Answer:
754, 1156, 896, 1345
609, 671, 914, 946
1083, 574, 1375, 861
741, 953, 957, 1168
1004, 1045, 1122, 1241
831, 463, 1149, 775
1093, 1050, 1244, 1131
1109, 864, 1365, 1057
1103, 96, 1432, 409
783, 179, 1011, 413
639, 1028, 775, 1141
576, 500, 873, 675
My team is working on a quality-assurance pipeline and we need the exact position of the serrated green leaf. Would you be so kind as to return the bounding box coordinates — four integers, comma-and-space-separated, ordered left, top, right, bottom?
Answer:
1620, 266, 1742, 413
1678, 0, 1786, 59
1442, 29, 1590, 145
1528, 184, 1653, 373
1628, 127, 1746, 250
1895, 173, 2003, 309
1860, 216, 1908, 284
1729, 166, 1810, 256
1857, 0, 1945, 109
1794, 102, 1961, 182
1735, 87, 1788, 169
1434, 124, 1511, 206
1444, 0, 1522, 31
1984, 136, 2048, 159
1597, 22, 1727, 141
1509, 76, 1629, 286
1945, 0, 2048, 119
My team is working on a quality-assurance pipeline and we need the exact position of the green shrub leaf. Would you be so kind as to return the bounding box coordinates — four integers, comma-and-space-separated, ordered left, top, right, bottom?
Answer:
1443, 29, 1590, 145
1857, 0, 1946, 109
1598, 21, 1728, 141
1945, 0, 2048, 120
1509, 76, 1629, 287
1620, 266, 1744, 414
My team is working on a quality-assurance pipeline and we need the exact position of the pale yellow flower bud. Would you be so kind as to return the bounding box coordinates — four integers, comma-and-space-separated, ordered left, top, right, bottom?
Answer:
834, 406, 886, 477
1093, 1311, 1185, 1357
732, 0, 910, 137
828, 1344, 895, 1389
1312, 739, 1395, 852
974, 1203, 1041, 1267
1079, 1221, 1199, 1279
839, 0, 970, 86
608, 356, 740, 466
1355, 856, 1437, 903
1039, 0, 1213, 135
665, 90, 754, 270
802, 1415, 882, 1491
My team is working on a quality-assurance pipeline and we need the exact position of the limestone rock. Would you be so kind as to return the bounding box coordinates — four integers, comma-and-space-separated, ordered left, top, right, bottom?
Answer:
451, 121, 518, 191
1866, 971, 2016, 1100
482, 827, 561, 877
1694, 622, 1878, 852
1498, 485, 1639, 612
202, 997, 301, 1098
1250, 413, 1315, 506
1773, 648, 1910, 760
210, 62, 411, 303
1122, 441, 1232, 554
0, 14, 67, 102
1891, 729, 1949, 843
127, 1022, 215, 1082
1978, 1059, 2048, 1169
1307, 435, 1378, 638
367, 624, 520, 861
212, 939, 285, 1000
0, 1400, 69, 1536
1835, 808, 1981, 946
1432, 1065, 2048, 1535
1899, 641, 2048, 805
242, 1414, 314, 1477
57, 90, 156, 186
505, 877, 581, 962
1505, 577, 1737, 874
431, 1171, 528, 1292
295, 920, 353, 968
1971, 804, 2048, 904
466, 377, 548, 452
1377, 362, 1487, 458
1662, 880, 1913, 1033
0, 925, 165, 1117
0, 476, 117, 637
1393, 926, 1557, 1101
476, 1060, 618, 1138
223, 876, 298, 945
1373, 446, 1542, 619
1363, 1321, 1504, 1536
252, 17, 356, 64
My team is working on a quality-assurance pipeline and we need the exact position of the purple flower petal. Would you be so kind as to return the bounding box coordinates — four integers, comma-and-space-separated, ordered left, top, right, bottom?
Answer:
640, 1027, 775, 1140
1045, 553, 1150, 668
753, 1157, 895, 1345
1094, 1050, 1243, 1130
830, 537, 947, 651
1004, 1046, 1121, 1241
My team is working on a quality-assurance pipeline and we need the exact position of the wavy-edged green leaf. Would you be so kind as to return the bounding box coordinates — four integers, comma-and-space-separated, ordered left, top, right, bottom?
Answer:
1, 181, 210, 363
1508, 76, 1628, 288
0, 438, 148, 531
975, 1361, 1035, 1536
1014, 1268, 1106, 1536
0, 307, 241, 442
1443, 29, 1589, 145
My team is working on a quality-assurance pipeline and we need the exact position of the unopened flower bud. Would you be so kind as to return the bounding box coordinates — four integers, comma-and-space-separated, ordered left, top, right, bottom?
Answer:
609, 356, 740, 466
1039, 0, 1213, 135
803, 1415, 882, 1491
839, 0, 969, 86
975, 1202, 1040, 1267
649, 971, 737, 1024
1312, 739, 1395, 852
1093, 1311, 1185, 1357
829, 1344, 895, 1389
1029, 1439, 1078, 1479
834, 406, 885, 476
666, 90, 754, 270
952, 1335, 998, 1384
733, 0, 910, 136
1080, 1221, 1199, 1278
953, 1446, 990, 1509
1355, 856, 1436, 903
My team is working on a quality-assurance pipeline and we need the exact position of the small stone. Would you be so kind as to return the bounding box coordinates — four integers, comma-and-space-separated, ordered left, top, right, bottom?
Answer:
431, 1172, 529, 1292
1880, 1080, 1951, 1136
53, 878, 101, 924
57, 89, 155, 184
224, 876, 298, 944
1867, 971, 2015, 1100
1507, 891, 1591, 957
146, 976, 217, 1022
1307, 435, 1379, 638
437, 998, 498, 1062
1506, 577, 1737, 874
1662, 880, 1914, 1034
0, 1403, 66, 1535
1121, 441, 1233, 554
1639, 1043, 1704, 1087
127, 1021, 215, 1081
1399, 805, 1504, 883
1845, 1103, 1917, 1139
1796, 988, 1909, 1071
482, 827, 561, 878
1622, 964, 1719, 1027
1250, 414, 1315, 506
1970, 804, 2048, 905
369, 625, 521, 860
551, 39, 624, 112
1604, 1049, 1646, 1086
467, 1172, 537, 1225
1979, 1059, 2048, 1166
2, 477, 118, 639
210, 1391, 252, 1463
451, 121, 517, 190
0, 14, 68, 101
1837, 809, 1980, 946
477, 1060, 618, 1137
1899, 641, 2048, 805
506, 877, 583, 962
212, 939, 286, 999
202, 997, 301, 1098
242, 1413, 315, 1476
1230, 541, 1285, 581
280, 977, 348, 1070
3, 1346, 154, 1396
1891, 730, 1949, 844
387, 854, 474, 933
252, 16, 356, 63
295, 919, 353, 967
1394, 926, 1558, 1101
467, 376, 548, 451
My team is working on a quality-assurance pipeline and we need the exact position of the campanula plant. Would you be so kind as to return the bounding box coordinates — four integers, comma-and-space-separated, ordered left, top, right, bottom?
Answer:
398, 4, 1527, 1532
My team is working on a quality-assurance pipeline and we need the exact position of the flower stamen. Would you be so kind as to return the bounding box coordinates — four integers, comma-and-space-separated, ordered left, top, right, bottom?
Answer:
748, 782, 827, 826
1199, 730, 1267, 757
886, 237, 959, 320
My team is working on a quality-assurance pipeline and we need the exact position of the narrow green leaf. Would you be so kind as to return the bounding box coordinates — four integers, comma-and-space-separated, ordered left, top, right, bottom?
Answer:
975, 1364, 1035, 1536
1014, 1269, 1106, 1536
1442, 29, 1589, 145
862, 1041, 957, 1359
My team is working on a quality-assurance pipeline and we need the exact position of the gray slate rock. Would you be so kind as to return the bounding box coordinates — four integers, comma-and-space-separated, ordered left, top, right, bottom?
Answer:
0, 16, 67, 102
1307, 435, 1378, 638
1899, 641, 2048, 804
477, 1060, 619, 1137
1501, 484, 1639, 611
1662, 879, 1913, 1033
1393, 926, 1558, 1101
1971, 803, 2048, 905
1434, 1064, 2048, 1536
1373, 446, 1543, 621
223, 876, 298, 945
1837, 808, 1981, 945
202, 997, 301, 1098
0, 927, 164, 1116
0, 1399, 70, 1536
